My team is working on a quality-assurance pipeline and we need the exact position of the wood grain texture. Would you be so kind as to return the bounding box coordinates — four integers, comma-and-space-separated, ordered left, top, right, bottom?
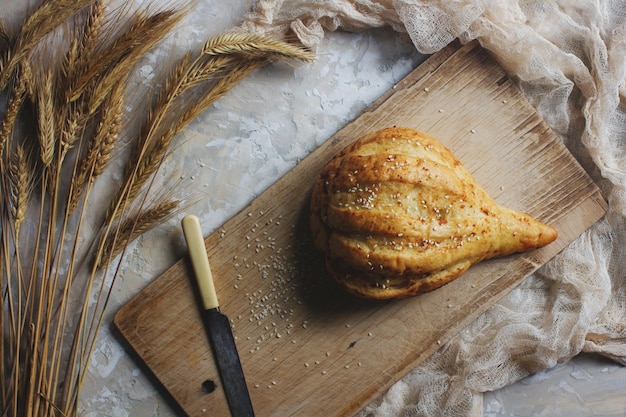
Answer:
114, 41, 607, 417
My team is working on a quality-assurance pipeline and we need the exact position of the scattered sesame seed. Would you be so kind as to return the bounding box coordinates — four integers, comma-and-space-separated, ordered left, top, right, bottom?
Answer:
424, 87, 430, 92
470, 129, 476, 134
321, 370, 327, 375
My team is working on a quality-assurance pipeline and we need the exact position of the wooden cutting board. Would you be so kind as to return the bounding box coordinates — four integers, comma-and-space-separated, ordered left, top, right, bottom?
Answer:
114, 40, 607, 417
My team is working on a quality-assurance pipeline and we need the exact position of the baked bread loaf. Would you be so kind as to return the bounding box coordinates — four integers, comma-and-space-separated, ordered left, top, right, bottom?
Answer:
310, 127, 558, 299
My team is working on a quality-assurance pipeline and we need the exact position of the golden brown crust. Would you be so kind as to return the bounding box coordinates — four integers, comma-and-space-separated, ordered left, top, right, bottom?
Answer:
310, 127, 558, 299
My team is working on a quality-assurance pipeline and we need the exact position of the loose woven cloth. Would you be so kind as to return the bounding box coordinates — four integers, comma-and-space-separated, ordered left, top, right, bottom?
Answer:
242, 1, 626, 416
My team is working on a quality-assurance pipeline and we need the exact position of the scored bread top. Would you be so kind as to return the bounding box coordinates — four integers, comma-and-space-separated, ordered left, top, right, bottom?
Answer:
310, 127, 558, 299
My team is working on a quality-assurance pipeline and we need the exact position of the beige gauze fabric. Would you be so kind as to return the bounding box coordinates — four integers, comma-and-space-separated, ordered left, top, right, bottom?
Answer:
241, 1, 626, 416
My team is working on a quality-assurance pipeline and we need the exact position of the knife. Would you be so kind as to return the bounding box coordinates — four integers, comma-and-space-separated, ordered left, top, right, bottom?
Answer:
181, 215, 255, 417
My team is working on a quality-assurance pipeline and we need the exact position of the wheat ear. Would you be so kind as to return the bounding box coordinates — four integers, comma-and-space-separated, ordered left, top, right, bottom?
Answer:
112, 58, 266, 217
77, 0, 105, 75
60, 104, 87, 161
130, 125, 178, 204
202, 32, 315, 62
36, 68, 56, 168
133, 54, 233, 161
0, 0, 93, 90
68, 9, 183, 111
0, 61, 30, 156
87, 10, 184, 114
172, 55, 235, 100
102, 52, 196, 222
68, 84, 125, 212
177, 57, 269, 130
0, 18, 9, 52
9, 144, 32, 236
98, 199, 180, 269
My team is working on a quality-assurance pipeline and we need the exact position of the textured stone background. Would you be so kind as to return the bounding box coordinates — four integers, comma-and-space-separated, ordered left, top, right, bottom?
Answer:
3, 0, 624, 416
